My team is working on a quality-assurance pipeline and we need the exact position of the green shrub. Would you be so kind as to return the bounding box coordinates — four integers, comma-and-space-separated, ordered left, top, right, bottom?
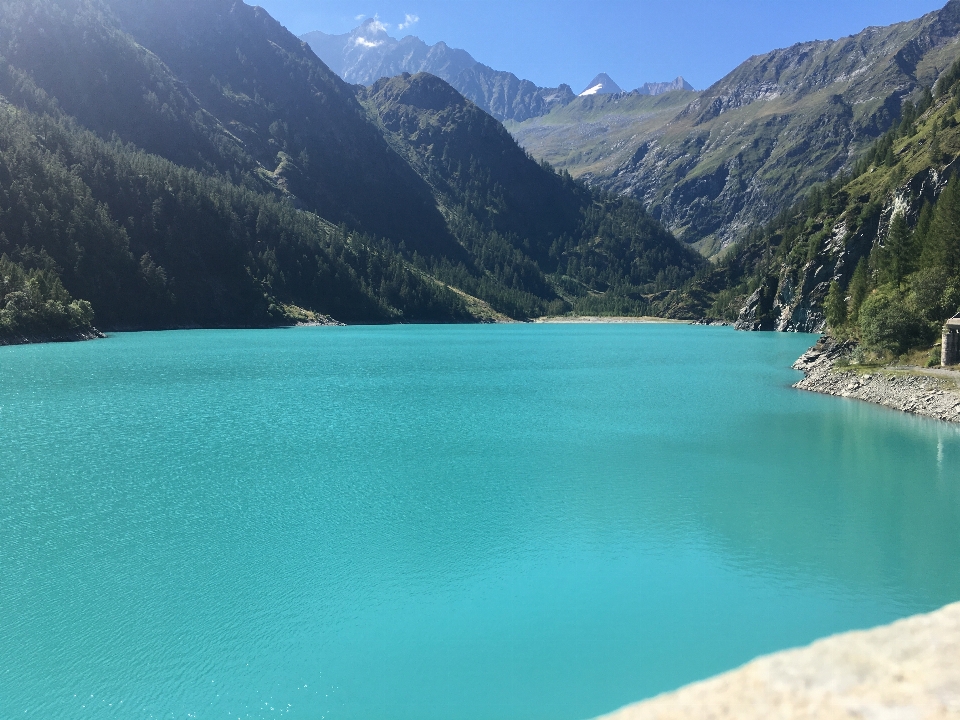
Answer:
858, 289, 930, 355
0, 255, 95, 336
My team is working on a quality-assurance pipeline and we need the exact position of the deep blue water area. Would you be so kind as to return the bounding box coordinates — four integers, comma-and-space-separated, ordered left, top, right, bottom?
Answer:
2, 325, 959, 720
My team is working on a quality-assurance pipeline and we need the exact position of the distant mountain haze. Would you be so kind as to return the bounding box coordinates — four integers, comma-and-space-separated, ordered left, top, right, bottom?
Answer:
300, 23, 692, 122
637, 77, 696, 95
300, 22, 575, 122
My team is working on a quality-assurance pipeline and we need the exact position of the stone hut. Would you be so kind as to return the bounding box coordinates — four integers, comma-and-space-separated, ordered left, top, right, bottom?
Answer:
943, 316, 960, 366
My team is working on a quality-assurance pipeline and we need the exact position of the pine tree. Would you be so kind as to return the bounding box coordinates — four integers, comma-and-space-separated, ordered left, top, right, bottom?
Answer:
849, 259, 870, 324
825, 280, 847, 329
922, 176, 960, 274
878, 212, 913, 287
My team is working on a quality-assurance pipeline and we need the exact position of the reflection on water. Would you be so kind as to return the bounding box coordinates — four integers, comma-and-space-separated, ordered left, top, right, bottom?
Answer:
1, 325, 958, 720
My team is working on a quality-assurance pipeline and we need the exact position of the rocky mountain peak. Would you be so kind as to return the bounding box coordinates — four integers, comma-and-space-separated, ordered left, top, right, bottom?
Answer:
636, 77, 696, 96
580, 73, 623, 96
301, 24, 576, 122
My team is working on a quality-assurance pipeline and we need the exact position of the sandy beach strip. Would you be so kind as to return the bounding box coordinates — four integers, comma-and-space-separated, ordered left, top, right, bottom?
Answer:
533, 316, 687, 324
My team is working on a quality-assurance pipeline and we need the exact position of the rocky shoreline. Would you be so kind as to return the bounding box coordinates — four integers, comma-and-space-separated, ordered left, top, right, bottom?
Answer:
0, 328, 106, 347
792, 336, 960, 424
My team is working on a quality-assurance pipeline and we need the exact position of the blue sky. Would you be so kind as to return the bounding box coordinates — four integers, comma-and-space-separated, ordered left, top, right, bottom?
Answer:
258, 0, 948, 92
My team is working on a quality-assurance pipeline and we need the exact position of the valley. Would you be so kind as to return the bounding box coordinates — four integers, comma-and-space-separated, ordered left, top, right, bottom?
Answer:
5, 3, 960, 718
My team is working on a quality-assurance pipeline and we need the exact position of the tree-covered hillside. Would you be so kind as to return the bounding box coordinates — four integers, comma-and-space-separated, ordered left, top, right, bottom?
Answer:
0, 0, 701, 340
363, 73, 705, 318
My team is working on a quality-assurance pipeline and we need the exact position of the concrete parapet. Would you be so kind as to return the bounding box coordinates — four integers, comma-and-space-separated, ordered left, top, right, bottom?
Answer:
595, 602, 960, 720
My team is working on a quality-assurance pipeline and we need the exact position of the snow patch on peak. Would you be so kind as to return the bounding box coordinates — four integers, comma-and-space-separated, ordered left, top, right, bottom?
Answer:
579, 73, 623, 97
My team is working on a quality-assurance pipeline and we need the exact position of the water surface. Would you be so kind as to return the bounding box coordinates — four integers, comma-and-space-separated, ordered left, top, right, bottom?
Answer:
2, 325, 959, 720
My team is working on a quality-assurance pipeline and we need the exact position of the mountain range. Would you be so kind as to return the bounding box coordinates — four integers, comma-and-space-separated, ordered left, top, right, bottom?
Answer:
3, 0, 960, 347
0, 0, 702, 339
510, 1, 960, 256
305, 9, 960, 260
300, 19, 575, 123
300, 22, 692, 124
660, 57, 960, 357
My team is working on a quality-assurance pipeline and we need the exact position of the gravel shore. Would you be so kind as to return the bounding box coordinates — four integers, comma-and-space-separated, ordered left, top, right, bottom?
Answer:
533, 316, 686, 324
792, 336, 960, 424
596, 602, 960, 720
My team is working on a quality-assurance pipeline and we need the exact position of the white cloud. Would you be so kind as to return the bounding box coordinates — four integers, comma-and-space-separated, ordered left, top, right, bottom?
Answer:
354, 36, 384, 48
365, 16, 388, 33
397, 14, 420, 30
355, 14, 366, 21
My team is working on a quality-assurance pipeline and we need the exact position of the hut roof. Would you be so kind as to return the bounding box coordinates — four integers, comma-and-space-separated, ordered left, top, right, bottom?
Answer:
946, 317, 960, 329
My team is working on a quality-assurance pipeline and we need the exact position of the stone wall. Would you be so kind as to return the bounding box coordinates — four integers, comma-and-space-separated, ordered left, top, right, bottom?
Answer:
945, 329, 960, 367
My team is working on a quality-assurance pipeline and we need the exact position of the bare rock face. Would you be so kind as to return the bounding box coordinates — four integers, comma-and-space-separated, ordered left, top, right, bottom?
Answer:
596, 602, 960, 720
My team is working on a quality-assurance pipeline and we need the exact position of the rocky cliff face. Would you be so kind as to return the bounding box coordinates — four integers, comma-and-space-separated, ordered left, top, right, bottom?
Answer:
732, 155, 958, 334
512, 1, 960, 257
615, 2, 960, 254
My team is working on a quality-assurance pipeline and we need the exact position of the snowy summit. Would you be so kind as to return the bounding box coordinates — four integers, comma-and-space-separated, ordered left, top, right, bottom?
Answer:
579, 73, 623, 96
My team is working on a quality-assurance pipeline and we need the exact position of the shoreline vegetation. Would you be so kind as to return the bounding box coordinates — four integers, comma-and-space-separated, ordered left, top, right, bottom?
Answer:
595, 601, 960, 720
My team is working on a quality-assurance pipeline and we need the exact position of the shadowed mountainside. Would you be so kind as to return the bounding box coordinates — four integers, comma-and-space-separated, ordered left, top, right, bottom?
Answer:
0, 0, 702, 338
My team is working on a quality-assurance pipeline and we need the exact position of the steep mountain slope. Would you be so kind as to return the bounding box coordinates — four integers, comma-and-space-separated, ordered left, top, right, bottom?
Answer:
301, 21, 576, 123
0, 59, 470, 330
0, 0, 702, 336
506, 90, 699, 185
658, 59, 960, 353
360, 73, 706, 317
102, 0, 464, 259
512, 1, 960, 256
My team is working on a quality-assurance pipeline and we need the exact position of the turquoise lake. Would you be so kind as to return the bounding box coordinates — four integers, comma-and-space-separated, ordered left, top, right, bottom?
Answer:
2, 325, 960, 720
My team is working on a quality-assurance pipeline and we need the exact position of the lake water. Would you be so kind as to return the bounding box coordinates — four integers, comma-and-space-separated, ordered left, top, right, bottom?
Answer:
2, 325, 959, 720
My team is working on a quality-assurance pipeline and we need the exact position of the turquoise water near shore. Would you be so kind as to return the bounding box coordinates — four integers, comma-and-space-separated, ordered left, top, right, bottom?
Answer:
2, 325, 960, 720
